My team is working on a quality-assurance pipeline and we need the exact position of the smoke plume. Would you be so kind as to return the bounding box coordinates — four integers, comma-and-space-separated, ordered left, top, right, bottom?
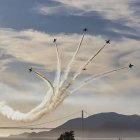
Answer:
0, 30, 130, 122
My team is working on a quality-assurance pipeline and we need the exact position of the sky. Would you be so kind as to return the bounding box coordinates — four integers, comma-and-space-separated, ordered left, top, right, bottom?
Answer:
0, 0, 140, 137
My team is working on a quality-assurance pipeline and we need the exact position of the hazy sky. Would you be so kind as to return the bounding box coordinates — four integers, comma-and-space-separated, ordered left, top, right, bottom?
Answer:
0, 0, 140, 136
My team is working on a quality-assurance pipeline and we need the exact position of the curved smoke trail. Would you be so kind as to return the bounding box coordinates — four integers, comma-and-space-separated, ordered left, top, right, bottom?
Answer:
0, 90, 69, 122
61, 42, 109, 93
71, 66, 128, 93
0, 37, 69, 122
60, 29, 87, 87
0, 30, 131, 122
53, 39, 61, 89
32, 70, 54, 94
73, 42, 108, 80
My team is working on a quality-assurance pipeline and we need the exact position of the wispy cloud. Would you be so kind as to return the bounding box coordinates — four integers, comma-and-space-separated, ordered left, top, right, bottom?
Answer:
0, 0, 139, 136
0, 27, 139, 96
0, 27, 140, 136
38, 0, 140, 29
38, 4, 86, 16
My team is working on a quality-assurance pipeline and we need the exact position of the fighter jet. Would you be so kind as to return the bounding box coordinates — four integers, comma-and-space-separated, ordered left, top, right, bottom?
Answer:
83, 28, 88, 32
82, 68, 87, 70
29, 68, 33, 72
53, 38, 57, 42
129, 63, 134, 68
106, 40, 110, 44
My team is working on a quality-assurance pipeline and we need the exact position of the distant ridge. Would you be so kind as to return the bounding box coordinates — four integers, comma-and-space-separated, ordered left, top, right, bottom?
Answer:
11, 112, 140, 138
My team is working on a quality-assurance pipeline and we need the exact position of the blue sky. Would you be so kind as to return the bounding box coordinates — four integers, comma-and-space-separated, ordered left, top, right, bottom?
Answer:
0, 0, 139, 39
0, 0, 140, 136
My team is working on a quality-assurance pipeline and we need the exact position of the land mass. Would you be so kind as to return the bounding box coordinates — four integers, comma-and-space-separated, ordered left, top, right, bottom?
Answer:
10, 112, 140, 138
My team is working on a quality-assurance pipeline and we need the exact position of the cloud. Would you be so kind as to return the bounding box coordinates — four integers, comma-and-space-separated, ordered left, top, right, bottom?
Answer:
0, 0, 139, 40
0, 29, 139, 107
0, 27, 140, 135
0, 0, 139, 135
39, 0, 131, 17
38, 4, 85, 16
38, 0, 140, 29
0, 28, 139, 77
54, 0, 132, 17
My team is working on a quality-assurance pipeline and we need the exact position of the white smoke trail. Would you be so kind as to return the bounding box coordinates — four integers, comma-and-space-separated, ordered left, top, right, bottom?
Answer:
0, 70, 53, 122
60, 42, 109, 93
0, 69, 70, 122
0, 38, 68, 122
0, 31, 130, 122
60, 30, 87, 87
32, 70, 54, 95
71, 66, 128, 93
53, 40, 61, 89
73, 43, 108, 80
0, 90, 69, 122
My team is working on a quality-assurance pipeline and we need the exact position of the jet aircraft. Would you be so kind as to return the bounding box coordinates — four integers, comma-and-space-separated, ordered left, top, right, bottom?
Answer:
106, 40, 110, 44
29, 68, 33, 72
129, 64, 134, 68
82, 68, 87, 70
53, 39, 57, 42
83, 28, 88, 32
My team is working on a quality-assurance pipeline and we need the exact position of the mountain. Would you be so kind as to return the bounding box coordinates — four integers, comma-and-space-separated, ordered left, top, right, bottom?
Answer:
11, 112, 140, 138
